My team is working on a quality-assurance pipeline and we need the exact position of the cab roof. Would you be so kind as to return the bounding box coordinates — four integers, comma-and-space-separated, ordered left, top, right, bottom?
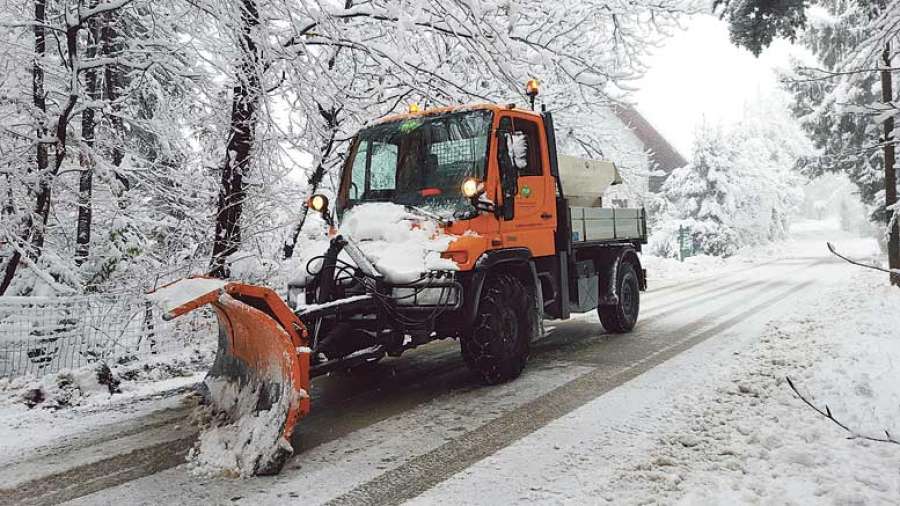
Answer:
374, 103, 543, 126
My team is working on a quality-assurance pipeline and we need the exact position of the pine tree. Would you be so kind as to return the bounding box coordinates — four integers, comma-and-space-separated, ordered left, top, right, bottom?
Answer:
656, 124, 743, 256
652, 100, 808, 258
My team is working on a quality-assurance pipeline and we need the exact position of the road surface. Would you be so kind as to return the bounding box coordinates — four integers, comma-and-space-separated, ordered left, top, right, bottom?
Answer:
0, 245, 851, 506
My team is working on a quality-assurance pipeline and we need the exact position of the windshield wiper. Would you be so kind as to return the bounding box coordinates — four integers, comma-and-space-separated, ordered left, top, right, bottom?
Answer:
404, 204, 449, 226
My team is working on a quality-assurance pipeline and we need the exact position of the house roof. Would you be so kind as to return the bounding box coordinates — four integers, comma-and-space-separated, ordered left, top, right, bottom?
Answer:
612, 104, 688, 174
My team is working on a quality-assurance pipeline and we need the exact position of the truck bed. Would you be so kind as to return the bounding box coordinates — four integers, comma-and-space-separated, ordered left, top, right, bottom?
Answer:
568, 207, 647, 244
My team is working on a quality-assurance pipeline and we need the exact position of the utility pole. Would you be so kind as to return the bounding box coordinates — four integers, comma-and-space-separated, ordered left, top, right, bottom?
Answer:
882, 42, 899, 286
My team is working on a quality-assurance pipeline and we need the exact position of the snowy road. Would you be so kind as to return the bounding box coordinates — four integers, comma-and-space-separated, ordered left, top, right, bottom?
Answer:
0, 237, 869, 505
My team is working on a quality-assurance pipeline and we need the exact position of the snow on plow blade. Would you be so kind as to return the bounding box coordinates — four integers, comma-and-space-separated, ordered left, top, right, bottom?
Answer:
149, 277, 310, 476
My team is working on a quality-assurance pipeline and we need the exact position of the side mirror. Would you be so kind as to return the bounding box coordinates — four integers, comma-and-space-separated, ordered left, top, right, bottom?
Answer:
496, 129, 517, 220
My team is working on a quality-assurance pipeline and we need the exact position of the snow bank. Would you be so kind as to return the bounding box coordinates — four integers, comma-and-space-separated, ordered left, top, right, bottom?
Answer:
147, 278, 226, 316
0, 346, 212, 411
187, 373, 305, 477
591, 268, 900, 504
664, 270, 900, 504
642, 218, 883, 286
0, 346, 212, 465
293, 202, 460, 285
1, 366, 113, 411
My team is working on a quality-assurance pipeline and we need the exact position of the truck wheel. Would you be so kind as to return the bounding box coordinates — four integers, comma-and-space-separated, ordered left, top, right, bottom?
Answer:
598, 261, 640, 333
461, 274, 536, 385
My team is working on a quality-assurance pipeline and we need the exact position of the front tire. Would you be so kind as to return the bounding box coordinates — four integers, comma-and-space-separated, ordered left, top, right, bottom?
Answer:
598, 261, 640, 333
461, 274, 536, 385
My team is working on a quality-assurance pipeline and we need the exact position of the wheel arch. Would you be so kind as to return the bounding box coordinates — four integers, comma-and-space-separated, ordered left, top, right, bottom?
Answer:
463, 248, 541, 328
620, 248, 646, 290
595, 245, 645, 306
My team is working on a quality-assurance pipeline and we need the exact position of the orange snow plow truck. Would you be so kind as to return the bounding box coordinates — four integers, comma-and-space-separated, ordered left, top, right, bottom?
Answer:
153, 86, 647, 475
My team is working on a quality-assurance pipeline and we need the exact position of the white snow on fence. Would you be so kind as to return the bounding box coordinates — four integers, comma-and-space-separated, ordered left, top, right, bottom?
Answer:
0, 294, 217, 378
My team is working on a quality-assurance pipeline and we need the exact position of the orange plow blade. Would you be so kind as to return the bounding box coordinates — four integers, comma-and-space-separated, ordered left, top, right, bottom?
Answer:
149, 277, 310, 476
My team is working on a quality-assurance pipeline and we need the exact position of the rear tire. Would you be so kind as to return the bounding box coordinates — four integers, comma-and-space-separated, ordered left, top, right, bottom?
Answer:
598, 261, 640, 333
461, 274, 536, 385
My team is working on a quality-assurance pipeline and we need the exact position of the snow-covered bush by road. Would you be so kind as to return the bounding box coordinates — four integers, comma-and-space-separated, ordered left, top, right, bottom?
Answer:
624, 270, 900, 504
0, 346, 213, 412
649, 96, 810, 258
0, 346, 212, 466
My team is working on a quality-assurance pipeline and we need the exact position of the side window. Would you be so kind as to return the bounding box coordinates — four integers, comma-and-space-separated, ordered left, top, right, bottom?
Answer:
509, 120, 542, 177
350, 142, 367, 199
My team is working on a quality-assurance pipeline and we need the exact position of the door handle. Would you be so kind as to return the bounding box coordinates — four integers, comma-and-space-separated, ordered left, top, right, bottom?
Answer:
540, 212, 553, 219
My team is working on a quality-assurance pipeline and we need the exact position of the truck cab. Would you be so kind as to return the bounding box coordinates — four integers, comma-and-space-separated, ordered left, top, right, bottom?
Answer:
336, 104, 558, 266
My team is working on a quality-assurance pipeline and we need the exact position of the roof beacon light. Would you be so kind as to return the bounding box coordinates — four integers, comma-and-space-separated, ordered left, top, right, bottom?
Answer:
408, 103, 421, 114
526, 79, 539, 110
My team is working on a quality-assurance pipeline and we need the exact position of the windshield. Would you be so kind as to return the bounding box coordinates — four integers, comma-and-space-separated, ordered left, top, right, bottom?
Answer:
341, 109, 492, 217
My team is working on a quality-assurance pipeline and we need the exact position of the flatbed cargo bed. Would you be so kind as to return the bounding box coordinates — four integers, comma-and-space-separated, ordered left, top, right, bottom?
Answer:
568, 206, 647, 244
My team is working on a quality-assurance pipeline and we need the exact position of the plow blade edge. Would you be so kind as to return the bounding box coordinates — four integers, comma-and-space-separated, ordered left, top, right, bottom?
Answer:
151, 278, 310, 475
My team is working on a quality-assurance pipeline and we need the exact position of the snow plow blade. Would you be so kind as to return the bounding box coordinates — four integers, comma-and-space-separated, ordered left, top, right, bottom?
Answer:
149, 277, 310, 476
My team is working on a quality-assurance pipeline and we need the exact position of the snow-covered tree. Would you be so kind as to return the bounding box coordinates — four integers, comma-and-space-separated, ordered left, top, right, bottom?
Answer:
0, 0, 700, 292
716, 0, 899, 282
650, 97, 809, 257
713, 0, 807, 56
652, 123, 743, 256
0, 0, 215, 295
272, 0, 700, 258
781, 0, 889, 223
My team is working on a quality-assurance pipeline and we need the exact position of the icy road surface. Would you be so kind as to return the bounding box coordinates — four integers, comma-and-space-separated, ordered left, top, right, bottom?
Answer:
0, 221, 895, 505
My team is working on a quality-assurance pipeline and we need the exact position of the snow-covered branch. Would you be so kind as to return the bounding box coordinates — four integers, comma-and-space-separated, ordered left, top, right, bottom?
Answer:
786, 376, 900, 446
73, 0, 134, 26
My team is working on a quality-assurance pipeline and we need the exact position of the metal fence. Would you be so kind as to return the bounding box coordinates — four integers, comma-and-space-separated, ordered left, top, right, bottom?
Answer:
0, 294, 218, 378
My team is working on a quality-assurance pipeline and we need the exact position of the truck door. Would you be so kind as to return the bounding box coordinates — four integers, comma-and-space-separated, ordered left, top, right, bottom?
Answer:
496, 113, 556, 257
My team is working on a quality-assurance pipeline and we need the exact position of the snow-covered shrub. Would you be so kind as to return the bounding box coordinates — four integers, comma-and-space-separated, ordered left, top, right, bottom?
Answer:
650, 98, 810, 258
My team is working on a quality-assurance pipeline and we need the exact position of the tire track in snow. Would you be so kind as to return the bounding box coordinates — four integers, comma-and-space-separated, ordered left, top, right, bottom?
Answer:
326, 279, 817, 506
0, 437, 196, 506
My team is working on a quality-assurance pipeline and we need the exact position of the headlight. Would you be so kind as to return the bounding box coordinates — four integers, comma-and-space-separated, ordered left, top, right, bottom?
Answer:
461, 177, 484, 198
308, 194, 329, 213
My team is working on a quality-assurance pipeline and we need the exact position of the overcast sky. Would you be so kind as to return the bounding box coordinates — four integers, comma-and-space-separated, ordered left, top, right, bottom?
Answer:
634, 14, 801, 158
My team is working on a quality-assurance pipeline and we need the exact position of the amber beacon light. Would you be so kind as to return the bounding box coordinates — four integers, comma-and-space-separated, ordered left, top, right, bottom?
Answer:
526, 79, 539, 110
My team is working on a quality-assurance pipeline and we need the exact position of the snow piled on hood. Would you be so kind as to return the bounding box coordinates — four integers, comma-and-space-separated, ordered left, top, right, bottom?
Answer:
293, 202, 460, 285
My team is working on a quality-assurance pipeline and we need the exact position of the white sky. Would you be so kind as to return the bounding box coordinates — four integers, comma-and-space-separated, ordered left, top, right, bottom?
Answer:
634, 14, 802, 158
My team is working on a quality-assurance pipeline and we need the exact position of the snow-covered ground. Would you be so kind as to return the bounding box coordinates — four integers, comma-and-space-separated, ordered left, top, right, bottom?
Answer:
644, 217, 881, 285
412, 221, 900, 504
0, 347, 210, 471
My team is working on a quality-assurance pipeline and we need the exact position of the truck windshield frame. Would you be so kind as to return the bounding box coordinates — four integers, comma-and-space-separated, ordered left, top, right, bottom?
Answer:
339, 109, 493, 216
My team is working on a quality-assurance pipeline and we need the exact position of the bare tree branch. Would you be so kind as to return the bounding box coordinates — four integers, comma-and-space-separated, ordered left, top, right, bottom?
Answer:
786, 376, 900, 446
